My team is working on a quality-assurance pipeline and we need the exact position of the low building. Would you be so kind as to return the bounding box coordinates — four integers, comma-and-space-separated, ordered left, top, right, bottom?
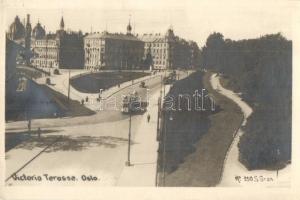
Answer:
84, 22, 144, 70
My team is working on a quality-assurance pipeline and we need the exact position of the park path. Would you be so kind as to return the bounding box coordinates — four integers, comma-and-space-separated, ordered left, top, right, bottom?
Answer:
210, 73, 290, 187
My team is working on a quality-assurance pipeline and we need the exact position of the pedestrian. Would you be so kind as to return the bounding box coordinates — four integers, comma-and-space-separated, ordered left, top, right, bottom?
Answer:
147, 114, 150, 123
28, 119, 31, 132
37, 127, 41, 138
81, 99, 84, 105
86, 96, 89, 102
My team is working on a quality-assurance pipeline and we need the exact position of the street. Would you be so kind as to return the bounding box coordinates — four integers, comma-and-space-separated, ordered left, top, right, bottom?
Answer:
5, 70, 189, 186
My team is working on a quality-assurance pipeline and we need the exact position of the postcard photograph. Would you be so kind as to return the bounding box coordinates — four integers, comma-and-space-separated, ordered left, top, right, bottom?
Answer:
1, 0, 299, 199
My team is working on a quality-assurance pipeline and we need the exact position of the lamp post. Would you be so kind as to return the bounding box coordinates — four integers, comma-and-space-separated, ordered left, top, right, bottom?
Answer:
162, 110, 174, 186
67, 69, 71, 101
162, 109, 167, 186
276, 148, 280, 178
125, 96, 132, 166
155, 98, 160, 186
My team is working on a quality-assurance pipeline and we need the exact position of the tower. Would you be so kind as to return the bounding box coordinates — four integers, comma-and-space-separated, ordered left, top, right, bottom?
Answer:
126, 20, 132, 35
57, 16, 65, 38
25, 14, 31, 46
25, 14, 32, 65
60, 16, 65, 30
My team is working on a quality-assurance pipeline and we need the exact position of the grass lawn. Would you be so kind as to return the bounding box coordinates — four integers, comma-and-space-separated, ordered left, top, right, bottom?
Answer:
70, 71, 149, 93
160, 71, 243, 186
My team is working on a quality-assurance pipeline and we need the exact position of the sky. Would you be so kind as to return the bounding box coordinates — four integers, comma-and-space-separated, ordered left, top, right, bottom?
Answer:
2, 0, 296, 47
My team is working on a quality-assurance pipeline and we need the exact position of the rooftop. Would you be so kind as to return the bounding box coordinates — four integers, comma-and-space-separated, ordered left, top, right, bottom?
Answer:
84, 31, 142, 41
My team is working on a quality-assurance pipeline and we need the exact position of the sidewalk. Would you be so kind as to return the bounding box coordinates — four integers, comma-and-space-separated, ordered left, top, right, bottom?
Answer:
116, 88, 161, 186
116, 85, 171, 186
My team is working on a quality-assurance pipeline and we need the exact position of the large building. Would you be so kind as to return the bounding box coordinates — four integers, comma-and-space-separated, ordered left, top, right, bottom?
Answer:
7, 14, 33, 65
7, 16, 25, 42
139, 28, 200, 70
7, 14, 200, 71
7, 15, 84, 70
30, 17, 84, 70
84, 22, 144, 70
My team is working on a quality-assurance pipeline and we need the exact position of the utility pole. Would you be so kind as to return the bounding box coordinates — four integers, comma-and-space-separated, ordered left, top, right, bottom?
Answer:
126, 97, 132, 166
163, 74, 166, 97
276, 148, 280, 178
155, 97, 161, 186
162, 108, 167, 186
68, 69, 71, 101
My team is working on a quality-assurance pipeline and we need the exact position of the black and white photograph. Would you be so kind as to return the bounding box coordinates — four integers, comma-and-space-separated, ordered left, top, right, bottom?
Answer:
1, 0, 299, 199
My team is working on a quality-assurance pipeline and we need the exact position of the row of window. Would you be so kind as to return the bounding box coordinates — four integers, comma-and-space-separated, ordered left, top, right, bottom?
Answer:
85, 47, 142, 53
151, 49, 167, 54
33, 60, 57, 67
145, 42, 167, 48
85, 39, 105, 47
154, 60, 166, 65
34, 40, 57, 46
34, 54, 58, 59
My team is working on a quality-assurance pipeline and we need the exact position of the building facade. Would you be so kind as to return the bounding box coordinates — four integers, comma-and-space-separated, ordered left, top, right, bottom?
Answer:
139, 28, 200, 70
84, 22, 144, 70
30, 34, 60, 69
7, 15, 84, 70
7, 14, 199, 71
30, 17, 84, 70
7, 16, 25, 42
7, 14, 33, 65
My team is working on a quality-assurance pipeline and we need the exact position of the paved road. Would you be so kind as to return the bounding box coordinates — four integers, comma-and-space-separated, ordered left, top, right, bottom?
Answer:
6, 73, 161, 131
6, 71, 190, 131
5, 70, 190, 186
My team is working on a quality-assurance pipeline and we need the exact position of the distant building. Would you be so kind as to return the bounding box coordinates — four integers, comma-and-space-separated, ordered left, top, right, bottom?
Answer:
84, 21, 144, 70
7, 16, 25, 42
30, 17, 84, 70
7, 14, 199, 71
31, 33, 60, 69
7, 14, 33, 65
139, 27, 200, 70
32, 20, 46, 39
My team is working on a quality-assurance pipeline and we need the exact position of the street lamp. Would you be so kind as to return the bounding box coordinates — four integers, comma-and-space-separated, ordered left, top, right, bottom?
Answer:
125, 96, 132, 166
276, 148, 281, 178
67, 69, 71, 101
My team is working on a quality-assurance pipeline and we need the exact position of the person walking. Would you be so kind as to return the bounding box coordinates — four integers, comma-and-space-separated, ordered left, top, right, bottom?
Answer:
37, 127, 41, 138
27, 119, 32, 136
147, 114, 151, 123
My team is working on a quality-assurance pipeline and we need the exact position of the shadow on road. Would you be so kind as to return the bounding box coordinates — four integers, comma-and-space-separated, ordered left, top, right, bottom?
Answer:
12, 135, 131, 152
5, 129, 62, 152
